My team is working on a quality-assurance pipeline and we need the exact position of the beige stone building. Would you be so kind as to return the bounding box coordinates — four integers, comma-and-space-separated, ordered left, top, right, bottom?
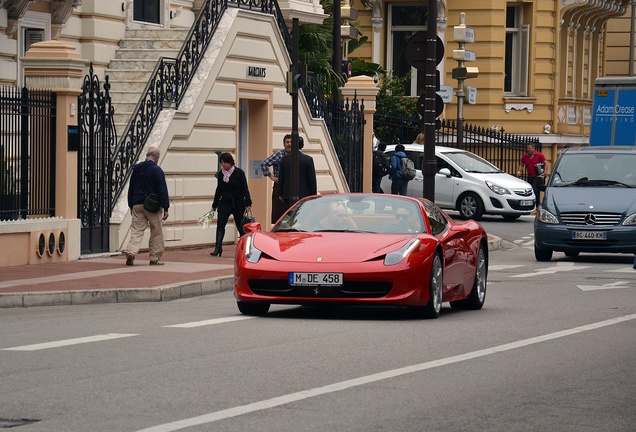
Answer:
0, 0, 634, 266
352, 0, 634, 145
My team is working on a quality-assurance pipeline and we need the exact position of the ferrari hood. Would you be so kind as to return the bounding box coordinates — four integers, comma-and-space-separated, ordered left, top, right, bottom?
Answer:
252, 232, 423, 263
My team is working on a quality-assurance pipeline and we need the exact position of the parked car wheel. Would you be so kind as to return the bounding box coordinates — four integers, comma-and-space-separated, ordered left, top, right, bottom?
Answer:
237, 301, 270, 316
410, 253, 443, 319
450, 244, 487, 310
457, 193, 484, 220
534, 244, 553, 262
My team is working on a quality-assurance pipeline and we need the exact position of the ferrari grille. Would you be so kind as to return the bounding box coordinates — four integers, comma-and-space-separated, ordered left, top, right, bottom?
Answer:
248, 280, 392, 298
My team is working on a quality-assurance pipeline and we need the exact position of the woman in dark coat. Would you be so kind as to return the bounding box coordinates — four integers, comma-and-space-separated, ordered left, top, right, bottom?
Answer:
210, 153, 252, 257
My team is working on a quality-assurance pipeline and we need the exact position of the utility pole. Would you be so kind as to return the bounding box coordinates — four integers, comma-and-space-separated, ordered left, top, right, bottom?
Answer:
422, 0, 437, 201
333, 0, 341, 78
290, 18, 300, 205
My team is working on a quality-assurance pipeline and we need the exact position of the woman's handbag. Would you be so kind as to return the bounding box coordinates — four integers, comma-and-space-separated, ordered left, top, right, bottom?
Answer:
241, 208, 255, 226
143, 194, 161, 213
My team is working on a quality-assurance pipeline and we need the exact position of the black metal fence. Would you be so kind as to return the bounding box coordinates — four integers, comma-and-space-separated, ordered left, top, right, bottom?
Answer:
436, 120, 541, 177
0, 86, 56, 221
373, 114, 541, 176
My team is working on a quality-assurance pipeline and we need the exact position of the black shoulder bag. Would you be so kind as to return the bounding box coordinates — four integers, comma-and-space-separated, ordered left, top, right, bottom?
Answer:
141, 167, 161, 213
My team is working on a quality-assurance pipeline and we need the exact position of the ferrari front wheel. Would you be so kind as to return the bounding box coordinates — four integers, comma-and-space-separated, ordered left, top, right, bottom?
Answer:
410, 253, 443, 319
237, 301, 270, 316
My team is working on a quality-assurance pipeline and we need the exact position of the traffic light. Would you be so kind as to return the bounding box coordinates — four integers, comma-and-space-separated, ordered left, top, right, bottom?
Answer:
286, 63, 308, 94
341, 5, 358, 40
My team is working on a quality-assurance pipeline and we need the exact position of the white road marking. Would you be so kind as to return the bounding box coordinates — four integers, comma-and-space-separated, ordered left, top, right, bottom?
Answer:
511, 262, 589, 278
489, 265, 525, 271
578, 281, 634, 291
164, 316, 256, 328
135, 314, 636, 432
607, 267, 636, 274
2, 333, 138, 351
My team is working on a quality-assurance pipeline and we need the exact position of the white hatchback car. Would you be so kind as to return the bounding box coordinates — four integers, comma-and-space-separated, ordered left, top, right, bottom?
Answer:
381, 144, 535, 220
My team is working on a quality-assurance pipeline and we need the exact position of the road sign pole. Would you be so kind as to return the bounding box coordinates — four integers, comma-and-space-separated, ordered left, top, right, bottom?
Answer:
453, 12, 478, 149
423, 0, 437, 201
456, 13, 467, 149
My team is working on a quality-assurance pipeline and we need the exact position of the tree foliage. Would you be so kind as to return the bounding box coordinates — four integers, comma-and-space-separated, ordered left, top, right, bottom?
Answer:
374, 75, 420, 144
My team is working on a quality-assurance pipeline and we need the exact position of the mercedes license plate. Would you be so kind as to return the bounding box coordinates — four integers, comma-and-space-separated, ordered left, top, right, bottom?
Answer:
572, 231, 607, 240
289, 272, 343, 286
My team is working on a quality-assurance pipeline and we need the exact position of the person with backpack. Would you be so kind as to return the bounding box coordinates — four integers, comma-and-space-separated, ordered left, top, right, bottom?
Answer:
389, 144, 413, 195
372, 142, 389, 193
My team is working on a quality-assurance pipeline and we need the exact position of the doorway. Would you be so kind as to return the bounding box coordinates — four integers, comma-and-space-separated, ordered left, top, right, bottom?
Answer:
238, 95, 272, 230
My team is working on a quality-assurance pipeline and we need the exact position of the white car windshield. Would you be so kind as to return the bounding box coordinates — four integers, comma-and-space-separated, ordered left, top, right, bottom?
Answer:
444, 151, 502, 174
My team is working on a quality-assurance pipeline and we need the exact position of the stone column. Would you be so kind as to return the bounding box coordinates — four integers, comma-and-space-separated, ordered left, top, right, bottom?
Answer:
21, 41, 86, 262
341, 76, 379, 193
21, 40, 85, 220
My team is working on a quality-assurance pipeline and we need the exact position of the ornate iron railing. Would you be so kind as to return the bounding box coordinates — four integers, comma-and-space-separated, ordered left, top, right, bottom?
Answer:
78, 65, 115, 253
110, 0, 292, 210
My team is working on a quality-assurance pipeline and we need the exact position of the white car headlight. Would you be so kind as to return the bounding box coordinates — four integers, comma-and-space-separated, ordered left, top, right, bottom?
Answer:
537, 209, 559, 224
245, 235, 262, 263
485, 181, 510, 196
622, 213, 636, 226
384, 239, 420, 266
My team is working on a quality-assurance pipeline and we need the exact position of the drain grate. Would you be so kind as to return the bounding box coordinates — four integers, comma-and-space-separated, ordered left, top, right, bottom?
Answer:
0, 418, 39, 428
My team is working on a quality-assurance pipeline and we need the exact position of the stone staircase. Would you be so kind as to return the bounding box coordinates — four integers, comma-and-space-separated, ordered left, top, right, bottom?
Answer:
106, 28, 189, 139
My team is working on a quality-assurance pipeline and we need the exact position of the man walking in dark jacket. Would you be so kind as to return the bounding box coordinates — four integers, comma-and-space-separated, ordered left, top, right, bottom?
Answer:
121, 146, 170, 266
278, 137, 317, 211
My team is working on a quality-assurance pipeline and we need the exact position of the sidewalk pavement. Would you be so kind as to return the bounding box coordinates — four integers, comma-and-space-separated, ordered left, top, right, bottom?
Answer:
0, 235, 503, 309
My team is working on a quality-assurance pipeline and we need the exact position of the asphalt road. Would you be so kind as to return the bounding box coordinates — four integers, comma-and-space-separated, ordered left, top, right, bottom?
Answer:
1, 227, 635, 431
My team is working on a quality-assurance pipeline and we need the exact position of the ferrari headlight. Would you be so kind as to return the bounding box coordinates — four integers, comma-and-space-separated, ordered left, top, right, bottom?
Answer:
384, 239, 420, 266
485, 181, 510, 195
245, 235, 262, 263
537, 208, 559, 224
623, 212, 636, 226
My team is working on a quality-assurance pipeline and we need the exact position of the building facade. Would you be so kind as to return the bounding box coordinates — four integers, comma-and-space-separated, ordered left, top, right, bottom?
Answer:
353, 0, 634, 146
0, 0, 633, 265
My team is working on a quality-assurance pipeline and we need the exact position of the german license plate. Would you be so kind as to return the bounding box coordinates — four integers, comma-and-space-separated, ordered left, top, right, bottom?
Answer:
519, 200, 534, 206
289, 272, 343, 286
572, 231, 607, 240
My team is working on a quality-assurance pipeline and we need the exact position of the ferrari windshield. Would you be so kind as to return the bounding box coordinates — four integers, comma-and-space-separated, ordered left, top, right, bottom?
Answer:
551, 153, 636, 187
273, 194, 426, 234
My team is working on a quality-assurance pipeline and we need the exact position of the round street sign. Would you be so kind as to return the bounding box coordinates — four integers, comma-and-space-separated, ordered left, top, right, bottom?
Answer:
406, 33, 445, 71
417, 93, 445, 118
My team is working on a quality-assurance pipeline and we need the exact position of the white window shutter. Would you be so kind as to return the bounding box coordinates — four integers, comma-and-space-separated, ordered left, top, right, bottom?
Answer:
519, 24, 530, 96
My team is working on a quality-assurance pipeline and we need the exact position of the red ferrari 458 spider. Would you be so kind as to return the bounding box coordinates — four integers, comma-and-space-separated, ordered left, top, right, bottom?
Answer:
234, 193, 488, 318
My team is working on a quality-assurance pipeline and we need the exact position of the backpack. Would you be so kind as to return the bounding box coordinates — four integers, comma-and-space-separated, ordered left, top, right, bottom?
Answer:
399, 157, 416, 180
373, 151, 389, 177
